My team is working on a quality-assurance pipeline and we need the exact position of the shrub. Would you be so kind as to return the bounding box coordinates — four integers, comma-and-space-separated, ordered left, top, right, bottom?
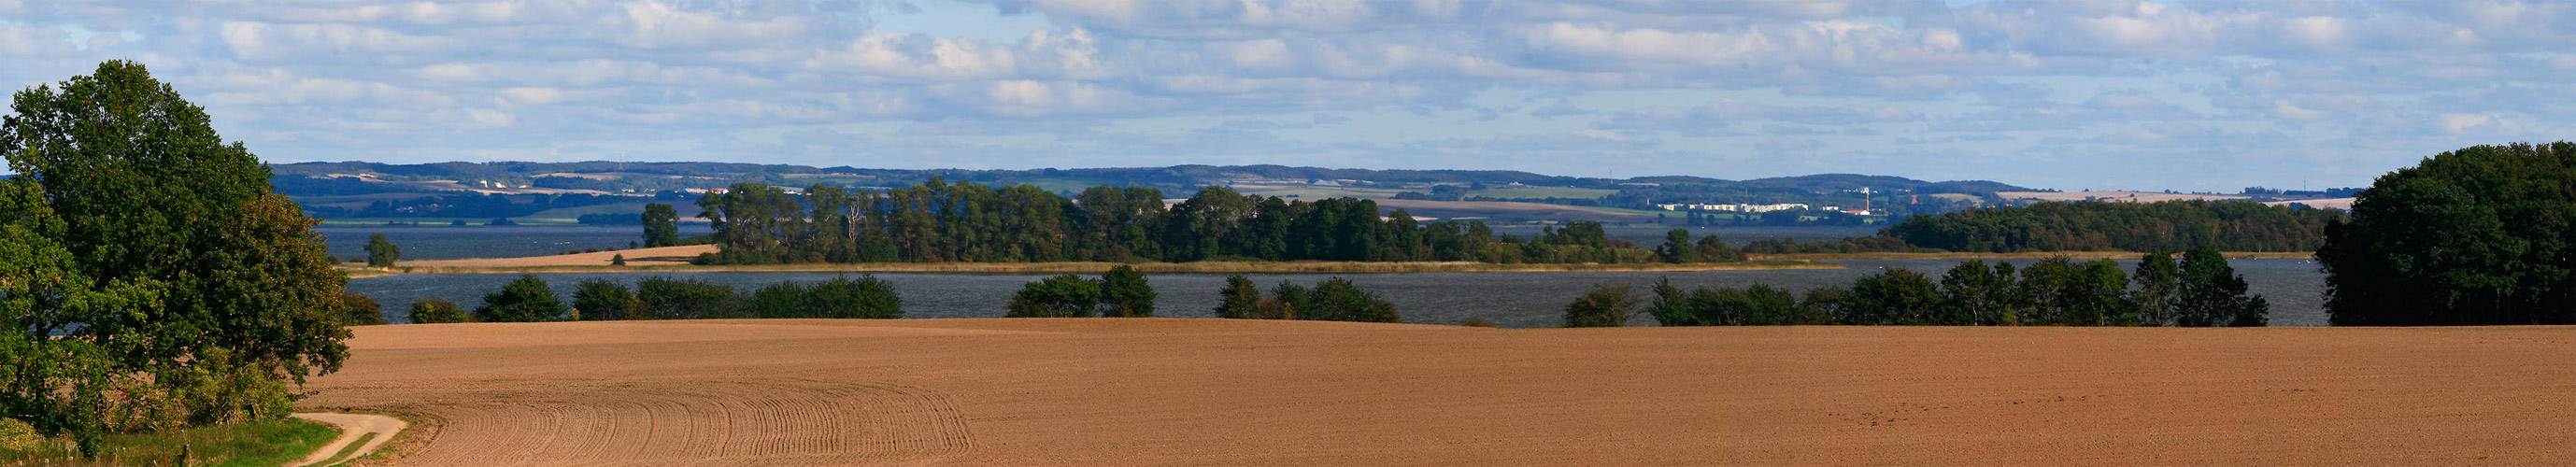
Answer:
1300, 277, 1401, 323
1098, 265, 1155, 318
1563, 283, 1639, 328
635, 276, 737, 319
745, 281, 812, 318
339, 292, 384, 326
805, 276, 902, 318
1460, 317, 1497, 328
407, 300, 471, 324
610, 253, 627, 266
475, 275, 568, 322
1007, 275, 1100, 318
571, 279, 638, 320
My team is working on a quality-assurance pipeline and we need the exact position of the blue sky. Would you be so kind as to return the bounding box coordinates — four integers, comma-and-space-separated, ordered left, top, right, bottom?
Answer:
4, 0, 2570, 191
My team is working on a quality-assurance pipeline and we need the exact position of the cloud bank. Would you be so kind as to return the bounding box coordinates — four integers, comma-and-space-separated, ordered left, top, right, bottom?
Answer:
5, 0, 2571, 190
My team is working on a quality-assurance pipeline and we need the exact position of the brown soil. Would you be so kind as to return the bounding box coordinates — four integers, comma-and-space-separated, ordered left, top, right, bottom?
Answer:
304, 319, 2576, 465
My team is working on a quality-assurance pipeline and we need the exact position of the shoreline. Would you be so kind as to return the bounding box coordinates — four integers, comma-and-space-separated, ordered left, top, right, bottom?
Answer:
340, 260, 1843, 277
1748, 251, 2315, 261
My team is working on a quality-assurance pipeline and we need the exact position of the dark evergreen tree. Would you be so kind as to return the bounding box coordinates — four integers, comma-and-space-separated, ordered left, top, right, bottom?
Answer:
1215, 275, 1260, 319
1098, 265, 1156, 318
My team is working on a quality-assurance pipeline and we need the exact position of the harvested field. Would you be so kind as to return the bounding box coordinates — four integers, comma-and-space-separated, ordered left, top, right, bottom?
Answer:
391, 245, 717, 268
307, 319, 2576, 465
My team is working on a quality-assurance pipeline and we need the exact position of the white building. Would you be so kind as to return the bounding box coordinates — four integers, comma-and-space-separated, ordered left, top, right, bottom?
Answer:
1655, 203, 1809, 213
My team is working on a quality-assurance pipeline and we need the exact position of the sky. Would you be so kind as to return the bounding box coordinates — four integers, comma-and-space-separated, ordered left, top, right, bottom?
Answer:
3, 0, 2571, 191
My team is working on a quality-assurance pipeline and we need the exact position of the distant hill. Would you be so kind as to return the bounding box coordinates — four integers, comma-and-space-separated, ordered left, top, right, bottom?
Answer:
268, 161, 2033, 224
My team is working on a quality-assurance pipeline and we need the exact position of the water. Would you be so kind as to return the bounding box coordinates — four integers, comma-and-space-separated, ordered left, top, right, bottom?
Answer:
315, 225, 711, 261
348, 259, 2328, 328
1492, 226, 1882, 246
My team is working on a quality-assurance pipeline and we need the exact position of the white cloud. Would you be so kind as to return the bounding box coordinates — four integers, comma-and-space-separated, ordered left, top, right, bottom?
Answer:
0, 0, 2564, 191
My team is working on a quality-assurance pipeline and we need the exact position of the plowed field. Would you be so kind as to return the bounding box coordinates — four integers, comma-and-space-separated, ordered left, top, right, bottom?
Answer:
302, 319, 2576, 465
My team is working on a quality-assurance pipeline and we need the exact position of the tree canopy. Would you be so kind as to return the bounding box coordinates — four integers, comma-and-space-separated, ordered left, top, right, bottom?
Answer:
2320, 142, 2576, 325
0, 61, 350, 452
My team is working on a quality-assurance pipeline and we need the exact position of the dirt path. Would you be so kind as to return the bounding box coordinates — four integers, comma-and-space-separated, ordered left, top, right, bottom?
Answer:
288, 413, 407, 467
301, 319, 2576, 465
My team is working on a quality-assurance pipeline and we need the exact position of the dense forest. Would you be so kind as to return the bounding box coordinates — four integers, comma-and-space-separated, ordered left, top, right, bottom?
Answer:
1882, 200, 2343, 252
690, 179, 1674, 264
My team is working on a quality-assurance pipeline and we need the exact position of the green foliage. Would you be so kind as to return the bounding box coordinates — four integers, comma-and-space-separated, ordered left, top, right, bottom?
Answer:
406, 300, 470, 324
571, 279, 638, 321
1097, 265, 1155, 318
2177, 248, 2268, 327
1648, 254, 2262, 327
2320, 142, 2576, 325
1215, 275, 1261, 319
803, 276, 903, 319
1937, 261, 2019, 326
338, 292, 384, 326
1298, 277, 1402, 323
1562, 283, 1640, 328
0, 61, 349, 454
745, 282, 810, 319
634, 277, 737, 319
474, 275, 567, 322
1887, 200, 2343, 252
1847, 269, 1940, 325
610, 254, 627, 266
1649, 281, 1803, 326
0, 417, 35, 451
0, 416, 337, 466
2129, 252, 2181, 326
690, 179, 1649, 265
1006, 275, 1100, 318
363, 234, 400, 267
641, 203, 681, 248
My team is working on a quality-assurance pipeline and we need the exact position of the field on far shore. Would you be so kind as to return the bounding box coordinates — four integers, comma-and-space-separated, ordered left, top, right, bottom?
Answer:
306, 318, 2576, 465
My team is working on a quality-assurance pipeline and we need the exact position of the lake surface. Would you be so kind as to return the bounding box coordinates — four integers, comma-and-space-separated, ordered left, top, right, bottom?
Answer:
349, 259, 2328, 328
316, 225, 1866, 261
316, 225, 711, 261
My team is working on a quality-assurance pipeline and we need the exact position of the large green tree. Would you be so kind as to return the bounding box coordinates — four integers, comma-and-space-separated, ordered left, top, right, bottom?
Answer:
641, 203, 681, 248
0, 61, 350, 450
363, 234, 400, 267
2320, 142, 2576, 325
1214, 275, 1260, 319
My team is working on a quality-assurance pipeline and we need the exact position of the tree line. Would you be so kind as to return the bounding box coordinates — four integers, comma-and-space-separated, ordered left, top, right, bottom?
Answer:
1885, 200, 2342, 252
398, 275, 903, 323
682, 180, 1712, 265
1566, 248, 2267, 327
